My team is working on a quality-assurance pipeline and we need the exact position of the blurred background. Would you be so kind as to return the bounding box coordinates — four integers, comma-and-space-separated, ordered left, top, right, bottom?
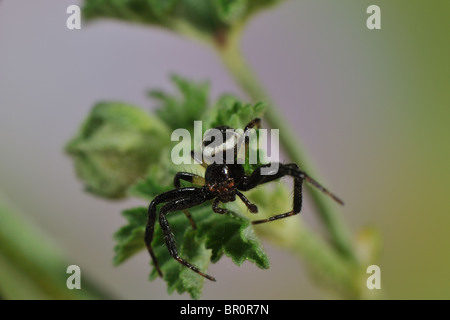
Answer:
0, 0, 449, 299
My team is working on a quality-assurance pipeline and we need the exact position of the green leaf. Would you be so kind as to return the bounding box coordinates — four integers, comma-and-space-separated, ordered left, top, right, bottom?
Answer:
213, 0, 248, 24
113, 208, 147, 265
177, 230, 211, 300
149, 75, 210, 131
82, 0, 286, 40
147, 0, 178, 17
82, 0, 167, 26
128, 145, 204, 200
203, 94, 266, 131
82, 0, 222, 35
127, 165, 171, 201
114, 202, 268, 299
65, 101, 171, 199
195, 206, 269, 268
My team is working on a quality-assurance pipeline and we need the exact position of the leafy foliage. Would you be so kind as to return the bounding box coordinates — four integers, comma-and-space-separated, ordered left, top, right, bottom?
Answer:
64, 74, 272, 299
149, 74, 209, 132
66, 73, 363, 299
114, 203, 269, 299
113, 207, 147, 266
65, 102, 170, 198
82, 0, 286, 41
202, 94, 266, 131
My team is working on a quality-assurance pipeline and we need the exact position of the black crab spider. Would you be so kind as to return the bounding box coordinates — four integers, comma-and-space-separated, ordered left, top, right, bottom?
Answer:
145, 118, 344, 281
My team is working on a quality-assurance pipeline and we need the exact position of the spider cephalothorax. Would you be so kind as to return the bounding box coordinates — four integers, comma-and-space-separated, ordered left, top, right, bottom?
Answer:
145, 118, 343, 281
205, 163, 243, 202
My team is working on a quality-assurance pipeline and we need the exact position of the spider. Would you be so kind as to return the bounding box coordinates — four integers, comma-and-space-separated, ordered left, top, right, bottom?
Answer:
145, 118, 344, 281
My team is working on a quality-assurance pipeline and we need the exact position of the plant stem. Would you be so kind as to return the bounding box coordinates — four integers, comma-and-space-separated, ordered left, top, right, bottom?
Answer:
216, 27, 356, 262
0, 191, 111, 299
290, 226, 360, 298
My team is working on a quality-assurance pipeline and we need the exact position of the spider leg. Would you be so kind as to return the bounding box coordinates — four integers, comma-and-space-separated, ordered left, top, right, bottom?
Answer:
211, 192, 258, 215
244, 118, 261, 140
158, 195, 216, 281
236, 190, 258, 214
145, 187, 207, 279
174, 172, 206, 230
237, 163, 343, 224
174, 172, 206, 188
191, 150, 207, 168
212, 198, 227, 214
236, 118, 261, 161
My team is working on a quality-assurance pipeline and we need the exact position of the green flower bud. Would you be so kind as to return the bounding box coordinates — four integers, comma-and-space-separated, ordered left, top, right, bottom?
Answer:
65, 102, 171, 199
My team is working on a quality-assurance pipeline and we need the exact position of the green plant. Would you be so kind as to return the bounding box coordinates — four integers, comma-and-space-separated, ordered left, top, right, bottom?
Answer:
64, 0, 380, 299
0, 192, 110, 299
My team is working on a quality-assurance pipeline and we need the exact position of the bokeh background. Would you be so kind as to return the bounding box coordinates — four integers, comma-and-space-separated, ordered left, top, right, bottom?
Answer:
0, 0, 449, 299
